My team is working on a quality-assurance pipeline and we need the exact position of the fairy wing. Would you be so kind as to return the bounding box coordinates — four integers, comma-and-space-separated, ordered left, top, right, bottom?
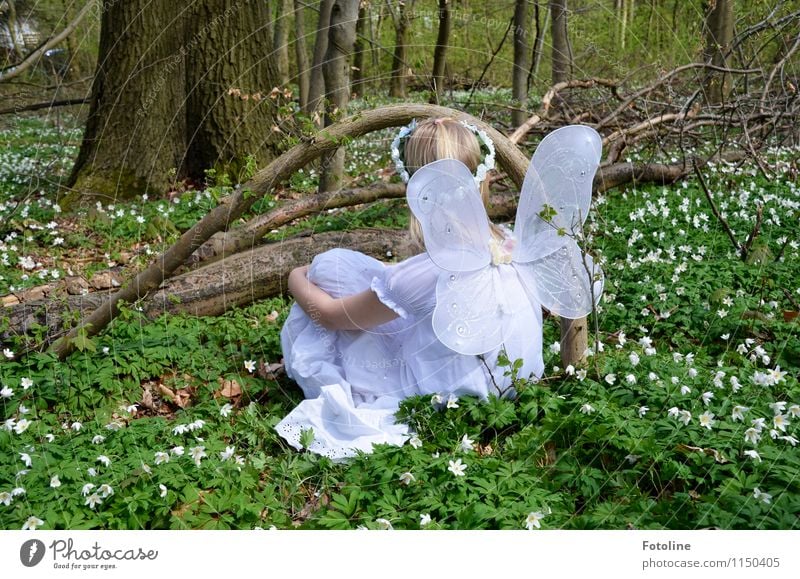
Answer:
406, 158, 491, 272
407, 158, 513, 355
515, 237, 605, 319
512, 125, 604, 318
513, 125, 602, 262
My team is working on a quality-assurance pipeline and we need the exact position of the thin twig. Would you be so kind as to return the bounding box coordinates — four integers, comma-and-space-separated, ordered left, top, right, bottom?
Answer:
692, 159, 741, 255
740, 204, 764, 261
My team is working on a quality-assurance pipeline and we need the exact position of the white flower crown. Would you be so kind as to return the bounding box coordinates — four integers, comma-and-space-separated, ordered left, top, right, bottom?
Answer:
390, 118, 496, 185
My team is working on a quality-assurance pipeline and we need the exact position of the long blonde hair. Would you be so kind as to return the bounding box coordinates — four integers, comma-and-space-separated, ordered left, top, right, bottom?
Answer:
402, 118, 503, 251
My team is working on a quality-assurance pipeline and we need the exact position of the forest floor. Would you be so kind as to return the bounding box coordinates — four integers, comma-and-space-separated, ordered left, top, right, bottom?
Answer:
1, 95, 800, 530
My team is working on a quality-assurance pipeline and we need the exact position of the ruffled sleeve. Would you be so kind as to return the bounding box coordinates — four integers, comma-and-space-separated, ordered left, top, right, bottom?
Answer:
370, 253, 439, 319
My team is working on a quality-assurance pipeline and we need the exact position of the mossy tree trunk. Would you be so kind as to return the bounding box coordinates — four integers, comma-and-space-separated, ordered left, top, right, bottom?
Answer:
67, 0, 280, 204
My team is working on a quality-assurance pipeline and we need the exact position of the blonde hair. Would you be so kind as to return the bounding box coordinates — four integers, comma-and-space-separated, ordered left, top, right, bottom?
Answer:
402, 118, 503, 252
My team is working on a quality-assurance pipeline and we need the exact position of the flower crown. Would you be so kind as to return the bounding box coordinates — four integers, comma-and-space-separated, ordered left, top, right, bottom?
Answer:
390, 118, 496, 185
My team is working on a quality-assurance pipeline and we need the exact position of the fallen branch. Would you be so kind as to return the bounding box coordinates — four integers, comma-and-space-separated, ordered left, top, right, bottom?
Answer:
0, 97, 89, 116
189, 182, 407, 266
508, 77, 617, 145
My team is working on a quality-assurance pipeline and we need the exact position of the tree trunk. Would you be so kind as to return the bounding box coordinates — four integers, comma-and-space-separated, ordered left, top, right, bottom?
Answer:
388, 0, 411, 98
5, 0, 24, 61
550, 0, 570, 85
60, 0, 83, 79
67, 0, 281, 204
306, 0, 334, 116
274, 0, 292, 85
184, 0, 280, 180
512, 0, 531, 127
66, 0, 188, 203
430, 0, 451, 102
318, 0, 360, 192
703, 0, 734, 103
351, 0, 368, 97
294, 0, 311, 110
528, 1, 548, 88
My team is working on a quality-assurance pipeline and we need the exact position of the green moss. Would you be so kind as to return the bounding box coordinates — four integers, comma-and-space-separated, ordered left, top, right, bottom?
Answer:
61, 169, 169, 210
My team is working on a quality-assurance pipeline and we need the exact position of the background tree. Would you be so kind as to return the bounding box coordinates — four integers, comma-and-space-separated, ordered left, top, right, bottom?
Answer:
274, 0, 292, 86
319, 0, 360, 192
549, 0, 570, 85
703, 0, 734, 103
512, 0, 530, 126
293, 0, 310, 110
430, 0, 450, 102
351, 0, 368, 97
67, 0, 280, 203
306, 0, 334, 116
388, 0, 414, 98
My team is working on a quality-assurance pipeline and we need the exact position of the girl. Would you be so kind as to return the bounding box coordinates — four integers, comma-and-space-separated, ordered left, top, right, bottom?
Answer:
276, 117, 545, 460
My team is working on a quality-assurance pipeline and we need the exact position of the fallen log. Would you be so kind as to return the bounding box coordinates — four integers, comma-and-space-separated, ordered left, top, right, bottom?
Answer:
4, 229, 413, 345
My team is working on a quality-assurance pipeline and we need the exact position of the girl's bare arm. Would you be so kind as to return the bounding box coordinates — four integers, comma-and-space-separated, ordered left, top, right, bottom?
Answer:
287, 265, 399, 330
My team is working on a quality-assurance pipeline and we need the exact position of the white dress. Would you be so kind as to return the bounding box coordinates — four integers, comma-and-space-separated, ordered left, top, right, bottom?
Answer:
275, 246, 544, 460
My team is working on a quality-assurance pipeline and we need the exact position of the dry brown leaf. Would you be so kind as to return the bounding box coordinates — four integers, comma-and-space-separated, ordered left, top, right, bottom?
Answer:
157, 383, 177, 402
256, 361, 284, 381
174, 388, 194, 409
140, 385, 155, 411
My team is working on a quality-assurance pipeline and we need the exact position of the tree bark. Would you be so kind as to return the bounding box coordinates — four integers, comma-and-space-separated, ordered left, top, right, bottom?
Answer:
306, 0, 334, 116
66, 0, 187, 203
388, 0, 412, 98
184, 0, 280, 180
319, 0, 360, 192
351, 0, 368, 97
274, 0, 292, 86
549, 0, 570, 85
430, 0, 451, 102
512, 0, 531, 127
703, 0, 734, 103
293, 0, 310, 110
528, 1, 548, 88
67, 0, 280, 205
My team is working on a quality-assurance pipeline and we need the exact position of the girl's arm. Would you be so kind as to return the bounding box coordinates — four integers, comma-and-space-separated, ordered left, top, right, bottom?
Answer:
287, 265, 399, 330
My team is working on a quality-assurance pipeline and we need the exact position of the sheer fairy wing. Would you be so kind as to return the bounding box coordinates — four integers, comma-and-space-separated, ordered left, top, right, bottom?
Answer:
407, 158, 491, 272
514, 234, 605, 319
513, 125, 602, 263
433, 267, 525, 355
